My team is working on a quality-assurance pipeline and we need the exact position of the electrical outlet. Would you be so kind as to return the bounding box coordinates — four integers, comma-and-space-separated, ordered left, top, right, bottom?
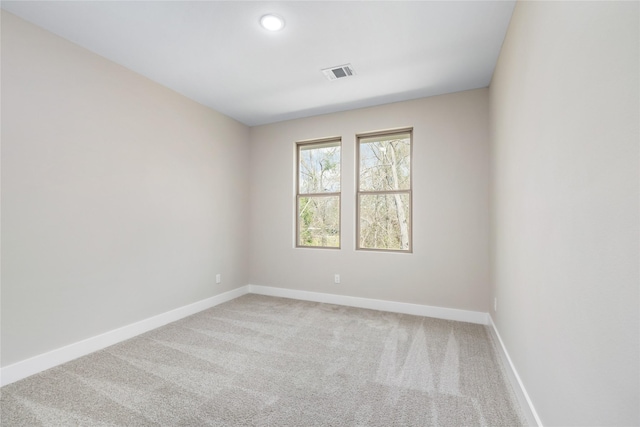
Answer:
216, 274, 221, 284
334, 274, 340, 284
494, 297, 498, 312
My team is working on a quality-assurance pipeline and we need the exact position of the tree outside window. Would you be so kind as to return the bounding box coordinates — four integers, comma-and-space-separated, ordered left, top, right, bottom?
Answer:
296, 139, 341, 248
357, 130, 412, 252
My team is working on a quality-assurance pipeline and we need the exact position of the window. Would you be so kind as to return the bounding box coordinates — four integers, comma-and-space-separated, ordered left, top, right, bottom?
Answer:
296, 138, 341, 248
357, 129, 412, 252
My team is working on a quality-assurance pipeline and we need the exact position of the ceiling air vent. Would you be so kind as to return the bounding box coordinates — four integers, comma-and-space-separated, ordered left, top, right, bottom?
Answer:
322, 64, 356, 81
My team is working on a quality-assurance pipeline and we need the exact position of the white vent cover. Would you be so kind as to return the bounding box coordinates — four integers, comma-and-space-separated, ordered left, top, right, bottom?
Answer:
322, 64, 356, 81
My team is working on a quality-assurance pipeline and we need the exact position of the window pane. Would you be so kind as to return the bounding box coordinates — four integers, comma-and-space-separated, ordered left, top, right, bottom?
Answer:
298, 195, 340, 247
359, 193, 410, 250
299, 142, 341, 194
359, 133, 410, 191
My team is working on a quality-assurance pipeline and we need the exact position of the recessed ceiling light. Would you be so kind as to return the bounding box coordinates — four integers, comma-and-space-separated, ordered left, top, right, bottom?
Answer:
260, 14, 285, 32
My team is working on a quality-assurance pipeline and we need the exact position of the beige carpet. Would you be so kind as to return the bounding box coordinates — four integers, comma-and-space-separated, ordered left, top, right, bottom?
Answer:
1, 294, 526, 426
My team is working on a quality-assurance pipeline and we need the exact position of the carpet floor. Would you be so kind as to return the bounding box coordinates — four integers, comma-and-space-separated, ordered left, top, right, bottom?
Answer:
1, 294, 526, 426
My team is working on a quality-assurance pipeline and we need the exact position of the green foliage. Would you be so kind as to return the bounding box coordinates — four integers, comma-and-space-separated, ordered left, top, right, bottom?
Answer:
299, 197, 314, 245
298, 142, 341, 248
298, 196, 339, 247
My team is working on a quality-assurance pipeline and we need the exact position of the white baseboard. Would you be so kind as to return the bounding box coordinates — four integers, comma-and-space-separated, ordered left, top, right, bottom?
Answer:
487, 315, 543, 427
0, 286, 251, 387
248, 284, 489, 325
1, 284, 500, 391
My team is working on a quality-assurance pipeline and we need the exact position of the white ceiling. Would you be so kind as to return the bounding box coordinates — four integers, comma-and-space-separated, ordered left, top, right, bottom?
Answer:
2, 1, 516, 126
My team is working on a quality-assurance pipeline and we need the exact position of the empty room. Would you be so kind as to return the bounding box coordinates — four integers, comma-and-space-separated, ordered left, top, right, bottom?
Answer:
1, 1, 638, 426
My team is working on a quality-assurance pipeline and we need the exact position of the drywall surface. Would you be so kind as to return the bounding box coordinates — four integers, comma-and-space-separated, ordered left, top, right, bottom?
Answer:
490, 2, 639, 425
1, 12, 250, 366
249, 89, 491, 312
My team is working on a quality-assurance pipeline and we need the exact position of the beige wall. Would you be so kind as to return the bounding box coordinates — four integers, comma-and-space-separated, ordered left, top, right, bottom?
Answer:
249, 89, 491, 311
1, 12, 250, 366
490, 2, 639, 426
5, 5, 638, 425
